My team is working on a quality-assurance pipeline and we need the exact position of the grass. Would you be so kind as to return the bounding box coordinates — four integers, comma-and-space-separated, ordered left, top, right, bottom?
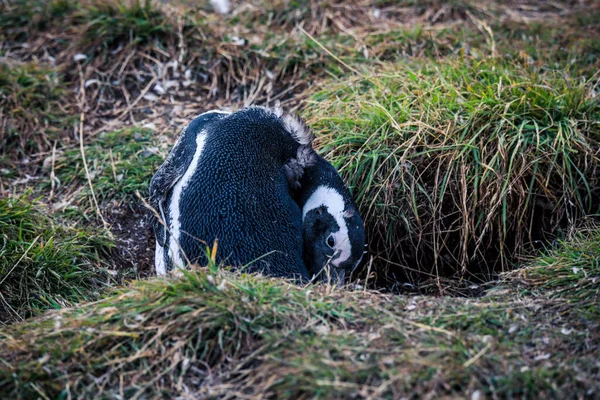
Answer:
0, 60, 73, 162
505, 225, 600, 319
83, 0, 172, 49
46, 128, 164, 216
0, 195, 113, 325
1, 0, 597, 162
0, 1, 599, 398
304, 57, 600, 285
0, 247, 597, 398
0, 0, 171, 46
0, 0, 77, 33
0, 1, 597, 281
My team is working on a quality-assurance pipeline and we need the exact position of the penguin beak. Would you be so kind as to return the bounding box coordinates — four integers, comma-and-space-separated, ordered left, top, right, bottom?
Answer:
312, 262, 345, 287
333, 268, 345, 287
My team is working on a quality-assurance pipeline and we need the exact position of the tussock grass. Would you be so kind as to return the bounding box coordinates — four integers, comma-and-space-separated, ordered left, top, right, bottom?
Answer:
1, 264, 597, 398
0, 60, 72, 161
0, 196, 113, 324
305, 58, 600, 284
505, 225, 600, 319
0, 0, 77, 33
83, 0, 171, 49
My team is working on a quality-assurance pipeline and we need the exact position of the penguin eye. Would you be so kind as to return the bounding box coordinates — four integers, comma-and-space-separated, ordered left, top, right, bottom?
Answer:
326, 234, 335, 248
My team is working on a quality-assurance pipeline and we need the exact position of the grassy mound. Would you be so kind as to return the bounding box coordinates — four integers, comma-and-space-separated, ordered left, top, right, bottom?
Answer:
0, 196, 113, 324
305, 57, 600, 284
506, 225, 600, 319
1, 248, 598, 398
0, 60, 72, 161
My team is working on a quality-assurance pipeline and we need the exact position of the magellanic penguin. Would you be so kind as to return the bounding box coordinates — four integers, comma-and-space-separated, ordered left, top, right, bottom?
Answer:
295, 154, 366, 285
150, 107, 316, 281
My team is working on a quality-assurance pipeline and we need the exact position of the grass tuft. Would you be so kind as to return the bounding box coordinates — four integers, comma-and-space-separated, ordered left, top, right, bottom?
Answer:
0, 195, 113, 324
505, 225, 600, 319
305, 57, 600, 284
0, 60, 72, 161
82, 0, 172, 49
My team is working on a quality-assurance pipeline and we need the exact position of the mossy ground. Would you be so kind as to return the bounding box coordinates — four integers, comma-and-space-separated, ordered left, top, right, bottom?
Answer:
0, 0, 598, 398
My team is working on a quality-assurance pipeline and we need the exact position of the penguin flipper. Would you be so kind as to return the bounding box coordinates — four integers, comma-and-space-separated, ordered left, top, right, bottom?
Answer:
149, 110, 230, 247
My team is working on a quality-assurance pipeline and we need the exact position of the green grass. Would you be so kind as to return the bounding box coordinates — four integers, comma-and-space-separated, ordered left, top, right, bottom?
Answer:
0, 1, 599, 398
0, 0, 77, 33
0, 61, 73, 161
304, 57, 600, 284
0, 195, 113, 325
82, 0, 172, 49
47, 128, 164, 216
505, 225, 600, 319
0, 0, 171, 47
0, 258, 597, 398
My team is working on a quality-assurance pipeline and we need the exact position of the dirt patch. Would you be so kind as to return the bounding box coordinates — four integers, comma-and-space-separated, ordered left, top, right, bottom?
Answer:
104, 202, 155, 278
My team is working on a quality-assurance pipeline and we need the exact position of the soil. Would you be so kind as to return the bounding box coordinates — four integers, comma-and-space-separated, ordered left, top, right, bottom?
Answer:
104, 202, 156, 278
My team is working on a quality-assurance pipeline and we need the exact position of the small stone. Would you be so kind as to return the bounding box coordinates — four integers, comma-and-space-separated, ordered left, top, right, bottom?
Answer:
143, 93, 159, 102
73, 53, 87, 62
142, 122, 157, 131
153, 83, 166, 95
210, 0, 230, 14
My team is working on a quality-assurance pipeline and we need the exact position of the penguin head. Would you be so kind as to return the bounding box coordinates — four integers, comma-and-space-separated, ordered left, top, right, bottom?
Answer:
302, 185, 366, 285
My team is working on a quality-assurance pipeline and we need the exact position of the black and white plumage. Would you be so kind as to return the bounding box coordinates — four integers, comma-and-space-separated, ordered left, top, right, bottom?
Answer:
150, 106, 316, 280
295, 154, 366, 285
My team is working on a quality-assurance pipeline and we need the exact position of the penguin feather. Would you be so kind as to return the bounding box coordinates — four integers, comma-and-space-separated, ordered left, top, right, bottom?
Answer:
150, 106, 317, 278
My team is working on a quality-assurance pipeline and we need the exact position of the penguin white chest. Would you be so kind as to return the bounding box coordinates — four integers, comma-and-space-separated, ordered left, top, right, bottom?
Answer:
168, 130, 208, 269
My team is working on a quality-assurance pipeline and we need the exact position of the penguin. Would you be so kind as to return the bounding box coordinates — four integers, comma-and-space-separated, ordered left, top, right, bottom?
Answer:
149, 106, 316, 281
295, 154, 366, 285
